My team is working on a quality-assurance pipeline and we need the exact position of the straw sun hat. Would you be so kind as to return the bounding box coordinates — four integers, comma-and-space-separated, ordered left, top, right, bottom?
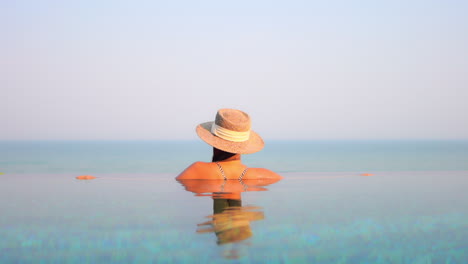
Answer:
196, 109, 264, 154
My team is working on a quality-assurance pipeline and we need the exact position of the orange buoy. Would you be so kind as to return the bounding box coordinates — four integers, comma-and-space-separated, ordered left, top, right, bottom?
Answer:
361, 173, 374, 176
76, 175, 96, 180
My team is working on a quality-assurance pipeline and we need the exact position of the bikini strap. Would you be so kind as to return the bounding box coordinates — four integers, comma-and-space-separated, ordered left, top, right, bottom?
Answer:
239, 168, 248, 181
215, 162, 248, 181
215, 162, 227, 181
239, 168, 249, 191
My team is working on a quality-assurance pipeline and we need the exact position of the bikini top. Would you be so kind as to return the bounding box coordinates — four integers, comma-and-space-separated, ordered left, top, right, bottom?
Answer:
215, 162, 248, 181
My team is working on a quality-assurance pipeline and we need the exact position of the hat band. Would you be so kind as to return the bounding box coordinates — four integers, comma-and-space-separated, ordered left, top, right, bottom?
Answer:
211, 124, 251, 142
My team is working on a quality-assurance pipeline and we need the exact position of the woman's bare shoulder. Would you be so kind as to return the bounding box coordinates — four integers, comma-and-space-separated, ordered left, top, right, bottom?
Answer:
175, 162, 216, 180
245, 167, 283, 179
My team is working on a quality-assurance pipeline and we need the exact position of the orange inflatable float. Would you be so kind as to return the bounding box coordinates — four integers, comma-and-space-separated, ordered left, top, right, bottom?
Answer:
361, 173, 374, 176
76, 175, 96, 180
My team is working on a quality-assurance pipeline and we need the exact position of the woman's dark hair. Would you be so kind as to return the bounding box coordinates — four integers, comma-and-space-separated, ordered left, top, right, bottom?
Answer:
212, 148, 236, 162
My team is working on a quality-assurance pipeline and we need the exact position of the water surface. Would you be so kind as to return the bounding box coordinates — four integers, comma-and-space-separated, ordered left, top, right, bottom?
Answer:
1, 140, 468, 263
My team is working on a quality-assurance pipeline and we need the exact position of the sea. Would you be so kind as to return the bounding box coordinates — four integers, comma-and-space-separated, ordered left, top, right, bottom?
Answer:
1, 140, 468, 263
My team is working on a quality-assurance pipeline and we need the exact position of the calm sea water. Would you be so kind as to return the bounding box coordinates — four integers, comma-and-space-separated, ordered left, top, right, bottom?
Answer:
1, 140, 468, 263
1, 140, 468, 174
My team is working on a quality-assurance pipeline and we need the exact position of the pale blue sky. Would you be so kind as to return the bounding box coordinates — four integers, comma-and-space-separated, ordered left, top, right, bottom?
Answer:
2, 0, 467, 140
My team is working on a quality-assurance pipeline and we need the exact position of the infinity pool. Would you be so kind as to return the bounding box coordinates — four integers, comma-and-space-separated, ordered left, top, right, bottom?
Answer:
1, 171, 467, 263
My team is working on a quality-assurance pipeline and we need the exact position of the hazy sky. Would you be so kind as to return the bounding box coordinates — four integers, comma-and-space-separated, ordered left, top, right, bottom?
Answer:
2, 0, 467, 140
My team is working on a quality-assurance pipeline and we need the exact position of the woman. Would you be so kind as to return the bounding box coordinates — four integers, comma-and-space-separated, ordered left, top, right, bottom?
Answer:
176, 108, 282, 180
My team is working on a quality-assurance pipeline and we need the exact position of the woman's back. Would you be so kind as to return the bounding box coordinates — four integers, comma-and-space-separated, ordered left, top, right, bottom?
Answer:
176, 160, 282, 180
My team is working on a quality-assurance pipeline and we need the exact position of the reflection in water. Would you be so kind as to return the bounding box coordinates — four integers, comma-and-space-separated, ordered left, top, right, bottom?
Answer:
197, 200, 264, 245
177, 178, 281, 259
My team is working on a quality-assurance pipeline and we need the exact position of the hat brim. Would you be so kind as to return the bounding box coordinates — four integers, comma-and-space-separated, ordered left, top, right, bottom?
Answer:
196, 122, 264, 154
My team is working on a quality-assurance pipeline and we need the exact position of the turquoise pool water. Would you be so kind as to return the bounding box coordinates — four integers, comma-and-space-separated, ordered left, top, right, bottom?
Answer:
1, 141, 468, 263
1, 171, 467, 263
